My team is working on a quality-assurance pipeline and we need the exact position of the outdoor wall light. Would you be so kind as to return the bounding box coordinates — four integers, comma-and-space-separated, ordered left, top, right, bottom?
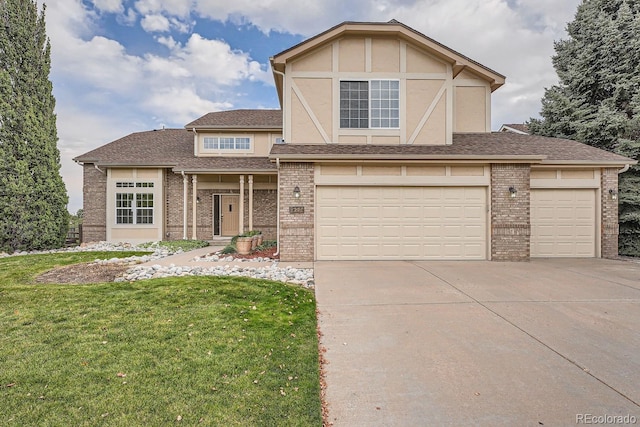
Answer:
609, 189, 618, 200
293, 186, 301, 199
196, 196, 201, 203
508, 186, 517, 198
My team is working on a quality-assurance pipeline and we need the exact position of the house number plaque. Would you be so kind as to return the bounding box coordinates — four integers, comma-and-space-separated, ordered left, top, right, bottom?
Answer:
289, 206, 304, 214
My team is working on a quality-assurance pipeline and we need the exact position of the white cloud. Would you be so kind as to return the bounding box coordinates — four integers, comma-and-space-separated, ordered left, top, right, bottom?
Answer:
144, 87, 233, 124
134, 0, 192, 17
141, 13, 171, 32
117, 7, 138, 25
91, 0, 124, 13
173, 34, 271, 85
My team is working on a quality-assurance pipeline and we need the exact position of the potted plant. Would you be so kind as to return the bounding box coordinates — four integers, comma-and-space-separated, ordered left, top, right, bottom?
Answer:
236, 235, 253, 255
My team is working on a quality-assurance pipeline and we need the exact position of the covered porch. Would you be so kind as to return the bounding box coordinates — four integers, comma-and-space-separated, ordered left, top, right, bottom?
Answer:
170, 172, 278, 241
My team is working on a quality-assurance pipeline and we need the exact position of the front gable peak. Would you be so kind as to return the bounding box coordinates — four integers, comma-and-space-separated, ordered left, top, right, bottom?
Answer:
270, 20, 505, 96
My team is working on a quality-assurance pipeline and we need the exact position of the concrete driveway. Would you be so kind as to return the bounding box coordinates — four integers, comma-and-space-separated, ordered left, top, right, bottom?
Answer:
315, 259, 640, 426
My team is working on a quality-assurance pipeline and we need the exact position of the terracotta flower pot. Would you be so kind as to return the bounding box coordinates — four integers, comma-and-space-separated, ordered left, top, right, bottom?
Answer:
236, 237, 253, 255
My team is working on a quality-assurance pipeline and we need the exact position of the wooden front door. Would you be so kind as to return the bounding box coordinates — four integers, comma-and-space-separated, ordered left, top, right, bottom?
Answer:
219, 195, 239, 236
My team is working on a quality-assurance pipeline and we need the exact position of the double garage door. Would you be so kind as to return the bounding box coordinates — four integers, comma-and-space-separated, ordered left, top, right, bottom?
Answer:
317, 186, 487, 260
316, 186, 597, 260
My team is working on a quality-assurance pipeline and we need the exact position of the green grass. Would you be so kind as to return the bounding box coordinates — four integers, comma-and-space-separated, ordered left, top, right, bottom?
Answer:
139, 240, 210, 252
0, 253, 321, 426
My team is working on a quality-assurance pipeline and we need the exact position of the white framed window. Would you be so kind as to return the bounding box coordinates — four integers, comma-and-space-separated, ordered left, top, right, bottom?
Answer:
340, 79, 400, 129
203, 137, 252, 150
115, 182, 154, 224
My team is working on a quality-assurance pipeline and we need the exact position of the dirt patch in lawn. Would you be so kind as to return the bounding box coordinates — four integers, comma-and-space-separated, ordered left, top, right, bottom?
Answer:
34, 263, 130, 284
215, 246, 279, 260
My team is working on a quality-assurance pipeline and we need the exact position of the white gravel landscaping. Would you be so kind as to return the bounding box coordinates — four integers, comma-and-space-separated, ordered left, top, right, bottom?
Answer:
0, 241, 174, 259
118, 263, 315, 289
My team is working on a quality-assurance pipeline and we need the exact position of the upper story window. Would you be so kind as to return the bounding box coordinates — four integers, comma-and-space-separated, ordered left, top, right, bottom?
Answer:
203, 137, 251, 150
340, 80, 399, 129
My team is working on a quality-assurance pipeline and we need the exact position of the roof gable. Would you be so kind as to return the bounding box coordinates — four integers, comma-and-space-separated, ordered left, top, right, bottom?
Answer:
186, 109, 282, 130
270, 20, 505, 96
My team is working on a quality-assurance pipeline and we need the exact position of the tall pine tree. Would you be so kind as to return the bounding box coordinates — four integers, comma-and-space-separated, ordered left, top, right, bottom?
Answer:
0, 0, 68, 252
529, 0, 640, 255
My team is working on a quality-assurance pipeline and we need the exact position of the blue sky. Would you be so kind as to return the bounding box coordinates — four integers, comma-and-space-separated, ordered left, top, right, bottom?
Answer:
45, 0, 582, 213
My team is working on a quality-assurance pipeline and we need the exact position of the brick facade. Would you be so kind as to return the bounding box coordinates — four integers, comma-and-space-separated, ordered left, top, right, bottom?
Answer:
82, 164, 107, 242
246, 189, 277, 240
278, 163, 314, 262
491, 164, 531, 261
165, 171, 187, 240
601, 168, 619, 258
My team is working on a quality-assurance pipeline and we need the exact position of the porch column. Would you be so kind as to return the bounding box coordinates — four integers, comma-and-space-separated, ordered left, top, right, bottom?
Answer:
239, 175, 245, 234
191, 175, 198, 240
248, 175, 254, 231
182, 173, 188, 240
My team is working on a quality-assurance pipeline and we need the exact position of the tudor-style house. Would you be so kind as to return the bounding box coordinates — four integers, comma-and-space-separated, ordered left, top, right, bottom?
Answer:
74, 20, 635, 262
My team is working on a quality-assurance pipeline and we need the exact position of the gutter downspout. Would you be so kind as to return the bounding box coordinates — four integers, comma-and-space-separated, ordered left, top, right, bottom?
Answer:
94, 164, 105, 174
181, 171, 188, 240
192, 128, 198, 156
618, 164, 631, 174
274, 158, 280, 257
272, 68, 286, 258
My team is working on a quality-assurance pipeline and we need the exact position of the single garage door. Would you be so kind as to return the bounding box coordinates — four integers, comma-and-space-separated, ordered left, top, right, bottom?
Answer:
531, 189, 596, 257
316, 186, 487, 260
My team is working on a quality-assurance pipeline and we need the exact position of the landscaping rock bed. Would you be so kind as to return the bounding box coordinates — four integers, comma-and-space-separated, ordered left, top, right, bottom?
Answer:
15, 241, 315, 288
119, 263, 315, 289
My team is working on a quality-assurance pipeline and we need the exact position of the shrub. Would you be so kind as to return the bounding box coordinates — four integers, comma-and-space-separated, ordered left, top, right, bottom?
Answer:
220, 244, 237, 255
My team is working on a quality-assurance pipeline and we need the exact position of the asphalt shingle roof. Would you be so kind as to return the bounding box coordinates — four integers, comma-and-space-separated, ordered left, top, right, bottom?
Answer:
75, 129, 634, 171
185, 109, 282, 129
270, 133, 633, 164
73, 129, 276, 172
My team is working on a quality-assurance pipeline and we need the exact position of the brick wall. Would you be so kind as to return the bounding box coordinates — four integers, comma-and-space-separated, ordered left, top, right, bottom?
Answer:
248, 189, 277, 240
165, 171, 188, 240
279, 163, 314, 261
196, 189, 213, 240
82, 164, 107, 242
491, 164, 531, 261
601, 168, 619, 258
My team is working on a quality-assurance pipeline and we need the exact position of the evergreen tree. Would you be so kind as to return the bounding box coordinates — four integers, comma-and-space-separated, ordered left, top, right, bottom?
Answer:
529, 0, 640, 255
0, 0, 68, 253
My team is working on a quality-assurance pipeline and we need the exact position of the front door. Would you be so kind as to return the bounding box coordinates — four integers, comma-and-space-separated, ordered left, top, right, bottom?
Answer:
214, 195, 239, 237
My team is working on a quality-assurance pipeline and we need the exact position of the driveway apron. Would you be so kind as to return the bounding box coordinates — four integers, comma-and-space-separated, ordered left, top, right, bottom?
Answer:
315, 259, 640, 426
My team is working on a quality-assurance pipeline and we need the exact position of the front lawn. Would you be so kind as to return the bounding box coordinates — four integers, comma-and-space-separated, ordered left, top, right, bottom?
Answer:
0, 253, 321, 425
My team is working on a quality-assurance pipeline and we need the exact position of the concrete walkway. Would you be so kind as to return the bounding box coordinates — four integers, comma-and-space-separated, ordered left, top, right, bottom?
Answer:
138, 245, 314, 269
315, 259, 640, 426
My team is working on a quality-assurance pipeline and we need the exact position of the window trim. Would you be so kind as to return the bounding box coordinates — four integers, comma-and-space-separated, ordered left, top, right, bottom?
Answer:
115, 182, 155, 225
340, 79, 400, 130
202, 136, 253, 151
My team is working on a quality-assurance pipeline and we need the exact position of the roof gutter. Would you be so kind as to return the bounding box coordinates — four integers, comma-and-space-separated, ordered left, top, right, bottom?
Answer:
172, 168, 277, 174
270, 154, 547, 162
